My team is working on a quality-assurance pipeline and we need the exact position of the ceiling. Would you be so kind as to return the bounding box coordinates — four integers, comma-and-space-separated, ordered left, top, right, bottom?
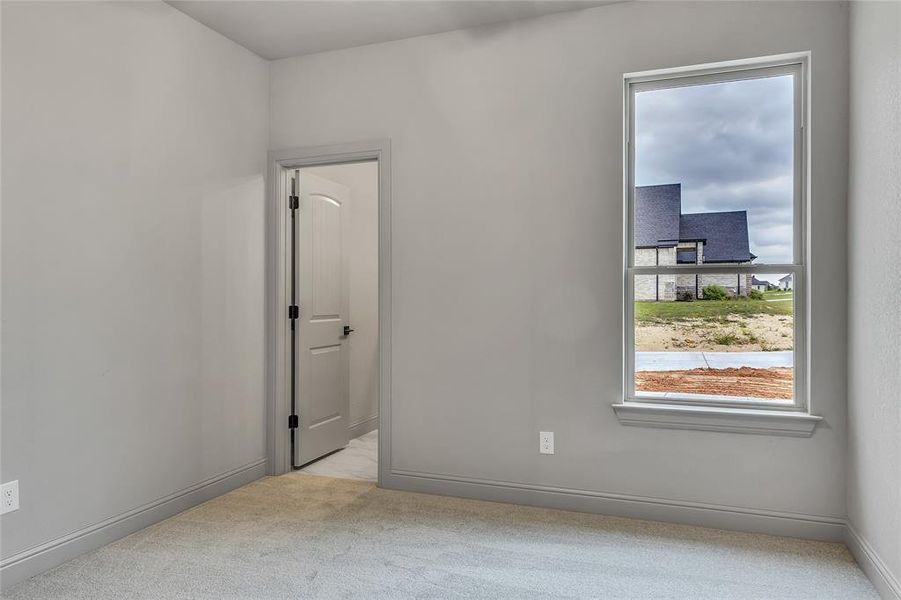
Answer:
167, 1, 615, 60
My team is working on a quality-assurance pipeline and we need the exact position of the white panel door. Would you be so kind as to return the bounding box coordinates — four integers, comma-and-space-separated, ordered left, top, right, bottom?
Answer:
295, 171, 351, 466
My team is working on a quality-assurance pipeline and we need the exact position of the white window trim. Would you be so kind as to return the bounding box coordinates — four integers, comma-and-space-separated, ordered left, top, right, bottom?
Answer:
615, 53, 818, 436
611, 402, 821, 437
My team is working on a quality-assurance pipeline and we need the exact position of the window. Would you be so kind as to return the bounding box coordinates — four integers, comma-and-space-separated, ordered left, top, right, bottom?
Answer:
621, 55, 811, 425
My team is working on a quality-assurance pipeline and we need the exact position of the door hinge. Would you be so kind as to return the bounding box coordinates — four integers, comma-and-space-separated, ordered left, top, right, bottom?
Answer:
288, 414, 299, 429
288, 196, 299, 210
288, 305, 299, 320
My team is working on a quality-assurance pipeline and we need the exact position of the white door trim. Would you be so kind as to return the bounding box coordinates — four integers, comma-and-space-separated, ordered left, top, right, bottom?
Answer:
266, 140, 391, 486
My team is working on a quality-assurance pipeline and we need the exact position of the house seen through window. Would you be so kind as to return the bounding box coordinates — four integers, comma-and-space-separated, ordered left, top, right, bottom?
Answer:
626, 58, 806, 408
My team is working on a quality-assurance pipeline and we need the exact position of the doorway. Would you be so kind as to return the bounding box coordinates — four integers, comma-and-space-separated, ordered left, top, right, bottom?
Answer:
266, 141, 391, 485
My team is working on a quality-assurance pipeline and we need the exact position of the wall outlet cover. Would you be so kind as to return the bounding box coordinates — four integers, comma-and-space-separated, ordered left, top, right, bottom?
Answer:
1, 480, 20, 515
539, 431, 554, 455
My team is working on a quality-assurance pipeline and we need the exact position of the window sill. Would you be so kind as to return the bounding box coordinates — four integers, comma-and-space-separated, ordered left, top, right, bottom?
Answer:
611, 401, 822, 437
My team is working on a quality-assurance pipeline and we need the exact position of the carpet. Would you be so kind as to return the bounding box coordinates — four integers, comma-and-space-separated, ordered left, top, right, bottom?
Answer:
3, 474, 877, 599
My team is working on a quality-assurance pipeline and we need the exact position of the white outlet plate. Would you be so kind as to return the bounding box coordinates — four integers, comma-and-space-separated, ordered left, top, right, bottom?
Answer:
1, 480, 19, 515
539, 431, 554, 455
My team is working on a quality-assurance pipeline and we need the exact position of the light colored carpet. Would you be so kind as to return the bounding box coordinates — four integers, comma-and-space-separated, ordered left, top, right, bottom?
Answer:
3, 474, 877, 599
300, 429, 377, 481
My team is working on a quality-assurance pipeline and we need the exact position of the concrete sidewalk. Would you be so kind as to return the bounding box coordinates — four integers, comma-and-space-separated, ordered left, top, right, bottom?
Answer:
635, 351, 793, 372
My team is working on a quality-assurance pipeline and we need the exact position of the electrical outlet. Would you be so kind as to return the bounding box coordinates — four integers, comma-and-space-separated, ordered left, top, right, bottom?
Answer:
1, 481, 19, 515
539, 431, 554, 455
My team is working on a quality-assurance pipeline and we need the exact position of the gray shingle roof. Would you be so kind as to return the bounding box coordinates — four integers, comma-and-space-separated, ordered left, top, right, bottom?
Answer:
634, 184, 681, 247
679, 211, 753, 262
635, 184, 754, 263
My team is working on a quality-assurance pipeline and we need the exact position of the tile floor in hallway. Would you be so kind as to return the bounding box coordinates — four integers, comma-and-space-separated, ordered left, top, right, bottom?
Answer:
299, 428, 378, 481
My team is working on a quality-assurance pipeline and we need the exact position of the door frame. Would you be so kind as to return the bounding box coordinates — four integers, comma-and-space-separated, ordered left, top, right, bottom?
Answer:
265, 139, 391, 485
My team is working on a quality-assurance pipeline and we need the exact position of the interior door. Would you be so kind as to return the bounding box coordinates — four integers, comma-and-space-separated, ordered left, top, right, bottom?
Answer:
295, 171, 351, 467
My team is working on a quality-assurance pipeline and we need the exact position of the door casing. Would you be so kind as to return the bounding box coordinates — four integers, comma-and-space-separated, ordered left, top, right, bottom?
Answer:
265, 140, 391, 485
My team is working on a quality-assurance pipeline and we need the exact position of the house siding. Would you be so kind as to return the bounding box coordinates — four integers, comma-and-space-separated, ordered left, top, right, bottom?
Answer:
696, 272, 752, 298
676, 273, 751, 299
637, 238, 750, 301
635, 247, 677, 301
638, 261, 751, 301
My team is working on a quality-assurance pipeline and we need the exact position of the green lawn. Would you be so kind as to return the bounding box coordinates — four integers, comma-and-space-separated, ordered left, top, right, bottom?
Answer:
635, 296, 793, 323
763, 290, 793, 300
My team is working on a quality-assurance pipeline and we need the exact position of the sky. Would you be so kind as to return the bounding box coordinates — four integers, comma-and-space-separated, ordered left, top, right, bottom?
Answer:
634, 74, 794, 267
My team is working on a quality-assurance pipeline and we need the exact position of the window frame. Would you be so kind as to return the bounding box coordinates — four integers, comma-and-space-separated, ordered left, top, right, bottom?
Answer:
622, 53, 810, 414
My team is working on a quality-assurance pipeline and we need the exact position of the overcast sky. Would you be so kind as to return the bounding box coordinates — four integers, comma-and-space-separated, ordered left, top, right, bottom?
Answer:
635, 74, 794, 267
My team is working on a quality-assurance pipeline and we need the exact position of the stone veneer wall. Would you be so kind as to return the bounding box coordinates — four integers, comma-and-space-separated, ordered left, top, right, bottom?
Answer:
678, 273, 752, 299
635, 247, 676, 301
636, 244, 751, 301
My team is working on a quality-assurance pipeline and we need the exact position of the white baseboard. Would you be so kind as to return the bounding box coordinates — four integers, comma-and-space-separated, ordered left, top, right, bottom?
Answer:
383, 469, 846, 542
348, 415, 378, 439
385, 470, 901, 596
0, 458, 266, 592
5, 460, 894, 598
845, 522, 901, 600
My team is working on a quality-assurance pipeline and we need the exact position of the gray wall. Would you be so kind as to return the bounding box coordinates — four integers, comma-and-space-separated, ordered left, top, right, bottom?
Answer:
305, 163, 380, 436
5, 0, 883, 588
271, 1, 849, 520
1, 0, 268, 564
848, 0, 901, 593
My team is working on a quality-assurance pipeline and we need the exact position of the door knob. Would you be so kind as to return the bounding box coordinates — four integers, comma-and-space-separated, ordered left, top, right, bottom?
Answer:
343, 325, 355, 336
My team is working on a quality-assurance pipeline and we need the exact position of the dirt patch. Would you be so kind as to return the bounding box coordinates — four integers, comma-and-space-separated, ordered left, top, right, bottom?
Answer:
635, 314, 793, 352
636, 367, 793, 399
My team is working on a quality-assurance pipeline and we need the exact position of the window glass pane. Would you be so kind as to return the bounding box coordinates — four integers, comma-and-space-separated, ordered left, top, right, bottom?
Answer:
633, 273, 794, 402
633, 74, 795, 266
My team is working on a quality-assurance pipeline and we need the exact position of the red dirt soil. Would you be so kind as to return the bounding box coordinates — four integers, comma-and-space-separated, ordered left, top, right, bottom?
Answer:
636, 367, 793, 400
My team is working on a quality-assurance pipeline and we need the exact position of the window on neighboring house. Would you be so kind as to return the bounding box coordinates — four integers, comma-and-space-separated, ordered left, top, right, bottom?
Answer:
624, 56, 807, 411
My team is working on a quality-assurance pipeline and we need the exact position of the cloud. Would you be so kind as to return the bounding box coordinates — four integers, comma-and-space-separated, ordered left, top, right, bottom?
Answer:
635, 75, 795, 264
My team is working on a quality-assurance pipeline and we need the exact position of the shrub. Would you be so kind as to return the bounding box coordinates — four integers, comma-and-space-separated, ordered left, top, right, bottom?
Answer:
701, 284, 729, 300
749, 289, 765, 300
713, 332, 739, 345
676, 290, 694, 302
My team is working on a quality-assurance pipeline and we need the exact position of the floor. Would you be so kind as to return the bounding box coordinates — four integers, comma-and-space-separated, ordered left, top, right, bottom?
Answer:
300, 429, 378, 481
4, 474, 877, 599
